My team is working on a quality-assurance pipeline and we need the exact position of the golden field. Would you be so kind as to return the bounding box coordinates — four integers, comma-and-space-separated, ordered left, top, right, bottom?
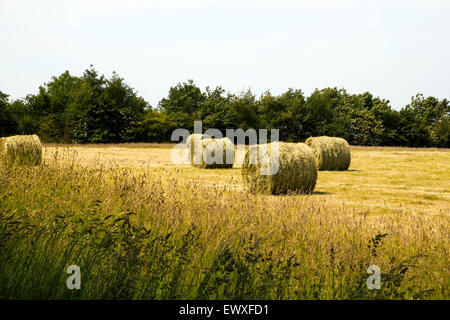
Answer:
43, 144, 450, 216
0, 143, 448, 299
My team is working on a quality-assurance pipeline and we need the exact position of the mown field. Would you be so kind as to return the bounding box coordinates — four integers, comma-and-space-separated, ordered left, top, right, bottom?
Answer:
0, 144, 448, 299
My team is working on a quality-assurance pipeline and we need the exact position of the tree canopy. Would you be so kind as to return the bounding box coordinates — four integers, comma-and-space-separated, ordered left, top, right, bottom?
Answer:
1, 66, 448, 147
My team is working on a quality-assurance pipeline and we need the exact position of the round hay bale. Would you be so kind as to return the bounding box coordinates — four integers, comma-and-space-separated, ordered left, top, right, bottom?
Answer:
305, 136, 351, 171
192, 137, 235, 169
186, 133, 211, 165
242, 142, 317, 195
0, 134, 42, 167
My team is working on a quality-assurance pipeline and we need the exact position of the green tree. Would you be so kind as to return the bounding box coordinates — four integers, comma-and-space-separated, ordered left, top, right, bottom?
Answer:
22, 71, 83, 142
158, 80, 205, 130
198, 86, 232, 132
66, 66, 147, 143
350, 108, 384, 146
339, 92, 385, 146
397, 94, 449, 147
275, 89, 307, 141
2, 71, 450, 147
258, 89, 308, 142
434, 115, 450, 148
0, 91, 17, 137
306, 88, 350, 140
137, 109, 179, 142
7, 99, 37, 134
371, 98, 401, 146
224, 89, 260, 131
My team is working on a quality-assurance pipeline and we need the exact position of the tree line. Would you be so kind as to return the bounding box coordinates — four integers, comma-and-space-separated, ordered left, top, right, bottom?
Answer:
0, 66, 449, 147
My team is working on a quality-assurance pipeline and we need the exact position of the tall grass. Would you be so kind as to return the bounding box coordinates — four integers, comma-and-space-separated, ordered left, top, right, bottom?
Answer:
0, 155, 448, 299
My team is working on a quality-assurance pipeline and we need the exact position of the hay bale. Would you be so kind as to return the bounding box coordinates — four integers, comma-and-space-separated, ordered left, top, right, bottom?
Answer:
186, 133, 211, 165
192, 137, 235, 169
0, 135, 42, 167
305, 136, 351, 171
242, 142, 317, 195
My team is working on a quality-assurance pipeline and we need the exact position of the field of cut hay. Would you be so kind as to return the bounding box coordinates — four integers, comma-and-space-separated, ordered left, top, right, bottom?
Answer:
39, 144, 449, 216
0, 143, 448, 299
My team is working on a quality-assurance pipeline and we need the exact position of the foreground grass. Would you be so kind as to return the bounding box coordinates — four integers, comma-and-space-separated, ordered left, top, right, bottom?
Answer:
0, 153, 448, 299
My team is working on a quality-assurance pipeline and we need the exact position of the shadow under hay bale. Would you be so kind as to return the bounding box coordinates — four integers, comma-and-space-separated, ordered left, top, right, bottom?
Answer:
305, 136, 351, 171
242, 142, 317, 195
0, 134, 42, 167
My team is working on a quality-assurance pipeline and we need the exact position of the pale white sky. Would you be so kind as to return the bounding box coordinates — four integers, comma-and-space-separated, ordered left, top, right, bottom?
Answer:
1, 0, 449, 109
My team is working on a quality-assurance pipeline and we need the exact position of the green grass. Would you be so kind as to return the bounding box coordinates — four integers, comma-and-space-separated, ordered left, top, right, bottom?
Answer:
0, 149, 448, 299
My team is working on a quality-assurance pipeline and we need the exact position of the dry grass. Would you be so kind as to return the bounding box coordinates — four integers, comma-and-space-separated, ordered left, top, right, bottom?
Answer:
0, 144, 448, 299
42, 144, 450, 216
43, 142, 175, 149
43, 145, 178, 168
1, 143, 446, 300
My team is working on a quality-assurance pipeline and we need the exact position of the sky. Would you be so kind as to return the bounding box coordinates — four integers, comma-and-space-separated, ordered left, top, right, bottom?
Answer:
1, 0, 449, 109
